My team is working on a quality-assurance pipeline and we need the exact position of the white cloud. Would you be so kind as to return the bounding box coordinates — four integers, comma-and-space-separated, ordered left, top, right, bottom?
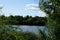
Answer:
25, 4, 46, 17
38, 11, 46, 17
0, 4, 3, 9
25, 4, 39, 10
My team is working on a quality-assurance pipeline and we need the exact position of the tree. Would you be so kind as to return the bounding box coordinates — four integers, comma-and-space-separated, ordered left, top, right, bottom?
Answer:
39, 0, 60, 40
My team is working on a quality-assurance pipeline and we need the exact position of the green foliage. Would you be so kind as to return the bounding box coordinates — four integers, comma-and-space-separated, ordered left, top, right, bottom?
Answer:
39, 0, 60, 40
0, 25, 40, 40
0, 15, 46, 26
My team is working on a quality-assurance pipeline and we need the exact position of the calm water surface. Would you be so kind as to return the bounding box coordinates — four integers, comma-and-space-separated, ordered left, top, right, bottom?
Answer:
12, 25, 48, 34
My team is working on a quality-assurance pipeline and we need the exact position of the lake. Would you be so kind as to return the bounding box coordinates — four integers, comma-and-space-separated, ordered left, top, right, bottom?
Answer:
12, 25, 48, 35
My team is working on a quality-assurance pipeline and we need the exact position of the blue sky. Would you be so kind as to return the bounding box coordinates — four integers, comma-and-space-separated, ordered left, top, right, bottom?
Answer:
0, 0, 46, 17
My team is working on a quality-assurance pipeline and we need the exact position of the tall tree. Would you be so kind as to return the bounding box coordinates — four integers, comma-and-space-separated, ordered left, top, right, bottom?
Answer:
39, 0, 60, 40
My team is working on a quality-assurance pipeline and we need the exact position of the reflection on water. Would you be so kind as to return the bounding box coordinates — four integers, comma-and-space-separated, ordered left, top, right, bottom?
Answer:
20, 25, 45, 33
12, 25, 48, 35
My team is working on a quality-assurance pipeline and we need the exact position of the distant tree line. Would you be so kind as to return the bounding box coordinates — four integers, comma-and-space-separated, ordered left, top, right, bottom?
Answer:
1, 15, 47, 26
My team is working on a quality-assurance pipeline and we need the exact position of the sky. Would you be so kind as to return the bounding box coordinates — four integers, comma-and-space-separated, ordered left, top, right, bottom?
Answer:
0, 0, 46, 17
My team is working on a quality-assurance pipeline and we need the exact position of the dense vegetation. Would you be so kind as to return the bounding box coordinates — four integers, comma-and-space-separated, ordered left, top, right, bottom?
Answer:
39, 0, 60, 40
1, 15, 46, 26
0, 0, 60, 40
0, 25, 40, 40
0, 25, 50, 40
0, 25, 39, 40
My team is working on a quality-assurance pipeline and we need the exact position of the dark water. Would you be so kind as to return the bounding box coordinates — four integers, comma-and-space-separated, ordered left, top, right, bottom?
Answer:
12, 25, 48, 35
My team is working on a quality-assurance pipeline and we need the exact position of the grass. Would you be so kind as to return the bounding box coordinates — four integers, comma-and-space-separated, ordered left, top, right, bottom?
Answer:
0, 25, 51, 40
